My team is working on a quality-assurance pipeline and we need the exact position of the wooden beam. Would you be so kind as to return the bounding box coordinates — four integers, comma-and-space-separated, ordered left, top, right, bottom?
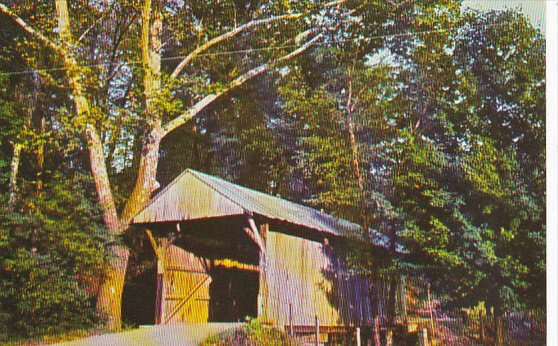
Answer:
243, 227, 264, 252
246, 216, 266, 255
145, 230, 160, 259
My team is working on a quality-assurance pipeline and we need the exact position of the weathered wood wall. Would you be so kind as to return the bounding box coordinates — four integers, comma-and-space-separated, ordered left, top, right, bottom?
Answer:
261, 230, 377, 327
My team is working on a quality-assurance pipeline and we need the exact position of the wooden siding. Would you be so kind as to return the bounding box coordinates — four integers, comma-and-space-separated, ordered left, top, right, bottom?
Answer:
261, 230, 376, 327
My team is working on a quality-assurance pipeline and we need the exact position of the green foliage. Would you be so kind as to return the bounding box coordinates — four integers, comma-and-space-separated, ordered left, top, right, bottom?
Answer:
384, 8, 545, 313
0, 173, 108, 341
200, 318, 299, 346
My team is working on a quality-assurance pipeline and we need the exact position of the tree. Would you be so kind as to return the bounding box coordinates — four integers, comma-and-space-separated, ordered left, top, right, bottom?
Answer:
385, 7, 545, 318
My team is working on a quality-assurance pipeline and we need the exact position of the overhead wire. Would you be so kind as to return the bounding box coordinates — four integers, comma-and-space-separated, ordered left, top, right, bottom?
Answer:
0, 20, 505, 77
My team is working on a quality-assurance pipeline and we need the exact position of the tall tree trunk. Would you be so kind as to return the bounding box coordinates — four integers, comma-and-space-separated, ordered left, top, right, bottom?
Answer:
54, 0, 125, 330
120, 0, 163, 225
87, 125, 127, 330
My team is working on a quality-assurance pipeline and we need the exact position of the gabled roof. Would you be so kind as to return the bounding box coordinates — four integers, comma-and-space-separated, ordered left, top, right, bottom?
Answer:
131, 169, 361, 237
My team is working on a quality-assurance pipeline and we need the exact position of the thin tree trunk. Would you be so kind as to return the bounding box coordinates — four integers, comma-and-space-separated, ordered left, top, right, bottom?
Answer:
386, 275, 398, 345
7, 143, 22, 211
493, 304, 504, 345
29, 72, 44, 194
345, 78, 365, 193
36, 116, 45, 193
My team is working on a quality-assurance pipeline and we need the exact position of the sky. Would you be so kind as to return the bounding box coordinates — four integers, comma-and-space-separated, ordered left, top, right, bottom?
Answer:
462, 0, 546, 30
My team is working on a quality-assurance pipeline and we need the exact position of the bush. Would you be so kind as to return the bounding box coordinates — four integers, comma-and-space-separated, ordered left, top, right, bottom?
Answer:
0, 173, 108, 341
200, 319, 299, 346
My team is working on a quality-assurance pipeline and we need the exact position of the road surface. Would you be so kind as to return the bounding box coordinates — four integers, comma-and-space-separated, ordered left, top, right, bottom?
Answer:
55, 323, 242, 346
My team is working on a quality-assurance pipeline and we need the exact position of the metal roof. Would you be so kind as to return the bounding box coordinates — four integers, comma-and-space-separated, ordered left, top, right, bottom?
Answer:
131, 169, 362, 237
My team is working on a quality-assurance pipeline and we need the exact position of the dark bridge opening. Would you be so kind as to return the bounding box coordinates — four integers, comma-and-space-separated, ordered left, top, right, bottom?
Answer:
124, 217, 262, 324
209, 266, 259, 322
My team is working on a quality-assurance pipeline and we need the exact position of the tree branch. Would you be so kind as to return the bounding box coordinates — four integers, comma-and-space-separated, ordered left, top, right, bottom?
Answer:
162, 34, 322, 137
0, 3, 64, 55
170, 0, 347, 79
170, 13, 302, 79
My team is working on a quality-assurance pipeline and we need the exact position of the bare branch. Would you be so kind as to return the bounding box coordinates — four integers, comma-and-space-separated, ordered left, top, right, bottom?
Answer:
271, 34, 322, 66
161, 94, 219, 137
0, 3, 64, 54
170, 13, 302, 79
324, 0, 348, 8
162, 34, 322, 137
170, 0, 347, 79
77, 12, 108, 43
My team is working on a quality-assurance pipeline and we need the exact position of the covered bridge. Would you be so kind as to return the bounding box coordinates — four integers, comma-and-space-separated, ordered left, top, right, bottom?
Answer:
128, 168, 390, 329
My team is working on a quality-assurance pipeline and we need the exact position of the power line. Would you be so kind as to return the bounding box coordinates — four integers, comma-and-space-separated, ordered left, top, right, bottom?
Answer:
0, 21, 504, 77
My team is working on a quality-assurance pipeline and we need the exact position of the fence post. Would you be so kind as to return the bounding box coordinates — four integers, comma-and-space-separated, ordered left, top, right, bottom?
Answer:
497, 316, 503, 345
289, 303, 293, 337
419, 328, 429, 346
386, 329, 393, 346
315, 315, 320, 346
356, 327, 361, 346
427, 283, 435, 339
154, 255, 166, 324
373, 316, 381, 346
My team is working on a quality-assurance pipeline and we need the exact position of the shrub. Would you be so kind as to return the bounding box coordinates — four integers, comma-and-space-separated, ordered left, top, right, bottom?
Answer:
0, 173, 108, 341
200, 318, 299, 346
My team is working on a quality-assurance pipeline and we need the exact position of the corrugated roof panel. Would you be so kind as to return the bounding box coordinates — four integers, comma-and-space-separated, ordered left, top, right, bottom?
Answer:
189, 170, 360, 236
132, 170, 244, 223
132, 169, 361, 237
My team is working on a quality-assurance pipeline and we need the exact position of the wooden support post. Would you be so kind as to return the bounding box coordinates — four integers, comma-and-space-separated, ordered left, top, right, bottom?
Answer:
154, 257, 166, 324
356, 327, 361, 346
256, 222, 268, 319
386, 329, 393, 346
427, 284, 435, 339
401, 275, 408, 323
145, 230, 160, 258
497, 316, 504, 345
315, 315, 320, 346
480, 314, 485, 343
146, 229, 166, 324
246, 215, 266, 255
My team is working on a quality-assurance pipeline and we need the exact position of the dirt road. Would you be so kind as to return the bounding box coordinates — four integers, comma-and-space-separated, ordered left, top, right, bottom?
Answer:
55, 323, 241, 346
